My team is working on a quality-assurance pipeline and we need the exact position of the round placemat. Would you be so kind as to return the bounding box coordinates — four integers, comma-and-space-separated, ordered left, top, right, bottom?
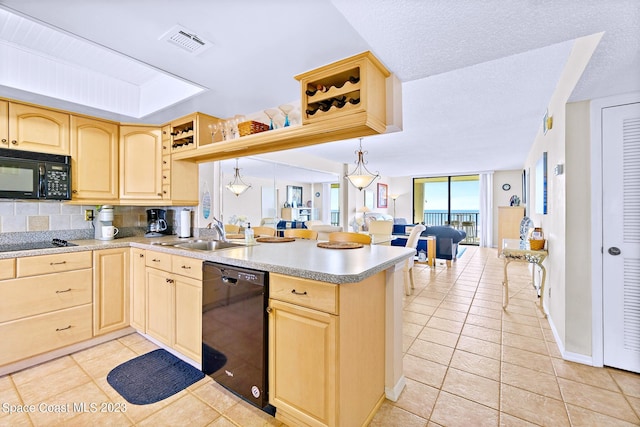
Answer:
317, 241, 364, 249
256, 237, 295, 243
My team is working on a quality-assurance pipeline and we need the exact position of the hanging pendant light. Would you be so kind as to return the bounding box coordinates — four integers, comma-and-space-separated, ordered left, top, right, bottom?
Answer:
226, 158, 251, 196
345, 138, 379, 191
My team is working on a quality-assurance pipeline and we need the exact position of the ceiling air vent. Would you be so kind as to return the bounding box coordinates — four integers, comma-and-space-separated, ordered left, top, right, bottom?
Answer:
159, 25, 212, 55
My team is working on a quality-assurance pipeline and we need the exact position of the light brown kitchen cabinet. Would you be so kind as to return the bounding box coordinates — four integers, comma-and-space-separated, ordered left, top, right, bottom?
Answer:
0, 258, 15, 280
93, 248, 130, 336
1, 102, 70, 155
145, 250, 202, 362
497, 206, 525, 255
0, 251, 93, 367
168, 112, 220, 151
70, 116, 119, 201
119, 125, 163, 201
130, 248, 146, 332
268, 272, 385, 427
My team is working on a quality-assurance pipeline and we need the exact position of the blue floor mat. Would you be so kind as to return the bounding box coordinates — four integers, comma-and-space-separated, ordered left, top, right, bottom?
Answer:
107, 349, 204, 405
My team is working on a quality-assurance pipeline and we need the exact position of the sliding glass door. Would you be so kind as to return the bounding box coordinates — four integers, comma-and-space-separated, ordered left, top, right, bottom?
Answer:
413, 175, 479, 245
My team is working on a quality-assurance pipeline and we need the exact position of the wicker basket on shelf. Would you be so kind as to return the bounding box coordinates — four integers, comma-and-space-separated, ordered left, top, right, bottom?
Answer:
529, 239, 545, 250
238, 121, 270, 137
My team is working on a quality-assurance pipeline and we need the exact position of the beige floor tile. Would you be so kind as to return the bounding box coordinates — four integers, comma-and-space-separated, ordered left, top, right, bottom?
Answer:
430, 391, 499, 427
502, 320, 544, 339
500, 361, 561, 399
394, 378, 439, 420
14, 362, 91, 404
500, 384, 570, 426
426, 317, 464, 335
10, 355, 76, 387
0, 411, 32, 426
404, 310, 431, 326
499, 413, 539, 426
468, 304, 502, 320
471, 298, 504, 311
220, 400, 282, 427
74, 344, 138, 380
207, 416, 238, 427
442, 367, 500, 409
403, 354, 448, 389
404, 322, 425, 338
438, 301, 471, 313
552, 358, 619, 392
502, 331, 548, 355
465, 313, 502, 331
70, 339, 129, 365
456, 335, 501, 360
417, 327, 460, 348
565, 403, 639, 426
608, 368, 640, 398
405, 302, 437, 316
627, 395, 640, 419
461, 323, 502, 344
369, 400, 428, 427
501, 311, 540, 327
432, 308, 468, 322
501, 344, 555, 375
412, 296, 445, 308
557, 377, 639, 424
137, 393, 221, 427
408, 339, 455, 366
192, 380, 241, 414
403, 334, 416, 353
449, 349, 501, 381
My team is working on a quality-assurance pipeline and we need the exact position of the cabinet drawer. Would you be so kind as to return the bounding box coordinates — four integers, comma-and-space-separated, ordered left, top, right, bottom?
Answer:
172, 255, 202, 280
270, 273, 338, 315
0, 269, 92, 323
146, 251, 172, 272
16, 251, 92, 277
0, 258, 15, 280
0, 304, 92, 367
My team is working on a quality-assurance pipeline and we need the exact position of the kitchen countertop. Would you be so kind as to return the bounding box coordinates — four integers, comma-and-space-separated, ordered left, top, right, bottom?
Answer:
0, 236, 415, 284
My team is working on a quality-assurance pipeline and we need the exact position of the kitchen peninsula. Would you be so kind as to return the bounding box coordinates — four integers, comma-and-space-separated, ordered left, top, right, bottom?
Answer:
0, 236, 414, 427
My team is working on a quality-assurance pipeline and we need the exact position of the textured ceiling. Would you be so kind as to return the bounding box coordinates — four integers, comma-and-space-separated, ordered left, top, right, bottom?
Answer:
0, 0, 638, 178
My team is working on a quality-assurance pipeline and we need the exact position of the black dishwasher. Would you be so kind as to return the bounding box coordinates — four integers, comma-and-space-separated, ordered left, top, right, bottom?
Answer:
202, 261, 272, 413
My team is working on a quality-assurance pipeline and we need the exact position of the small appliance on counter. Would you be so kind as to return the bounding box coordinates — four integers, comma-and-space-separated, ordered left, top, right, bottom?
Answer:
94, 205, 118, 241
145, 208, 170, 238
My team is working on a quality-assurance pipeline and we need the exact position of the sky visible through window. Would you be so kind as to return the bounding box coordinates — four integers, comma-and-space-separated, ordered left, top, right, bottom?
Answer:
424, 179, 479, 213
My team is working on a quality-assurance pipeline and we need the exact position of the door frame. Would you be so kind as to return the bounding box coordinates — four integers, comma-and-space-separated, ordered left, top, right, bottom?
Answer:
589, 91, 640, 367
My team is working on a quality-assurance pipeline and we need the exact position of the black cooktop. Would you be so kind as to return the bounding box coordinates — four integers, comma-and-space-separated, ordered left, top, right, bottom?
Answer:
0, 239, 77, 253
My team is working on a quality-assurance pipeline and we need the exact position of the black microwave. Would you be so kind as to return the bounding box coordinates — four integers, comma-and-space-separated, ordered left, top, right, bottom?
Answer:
0, 148, 71, 200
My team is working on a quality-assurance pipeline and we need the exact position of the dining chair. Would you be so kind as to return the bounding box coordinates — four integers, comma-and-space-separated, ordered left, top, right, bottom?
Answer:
251, 226, 276, 237
283, 228, 318, 240
404, 224, 426, 296
327, 231, 372, 245
224, 224, 240, 234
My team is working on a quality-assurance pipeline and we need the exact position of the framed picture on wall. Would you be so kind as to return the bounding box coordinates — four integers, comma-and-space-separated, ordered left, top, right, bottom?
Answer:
377, 183, 388, 208
286, 185, 302, 208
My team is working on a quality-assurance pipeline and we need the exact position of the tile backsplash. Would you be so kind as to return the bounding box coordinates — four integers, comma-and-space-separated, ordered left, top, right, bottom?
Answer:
0, 201, 191, 234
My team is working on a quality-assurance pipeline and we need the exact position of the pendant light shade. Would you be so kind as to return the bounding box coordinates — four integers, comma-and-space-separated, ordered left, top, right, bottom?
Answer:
226, 159, 251, 196
345, 138, 379, 191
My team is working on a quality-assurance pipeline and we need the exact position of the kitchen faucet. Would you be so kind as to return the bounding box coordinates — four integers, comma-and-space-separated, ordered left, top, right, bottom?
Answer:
210, 217, 227, 241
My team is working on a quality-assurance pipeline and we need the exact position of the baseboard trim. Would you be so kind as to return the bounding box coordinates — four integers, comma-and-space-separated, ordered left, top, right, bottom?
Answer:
385, 374, 406, 402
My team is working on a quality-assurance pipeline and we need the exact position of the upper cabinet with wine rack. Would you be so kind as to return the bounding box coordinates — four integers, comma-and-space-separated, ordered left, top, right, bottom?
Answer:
295, 51, 390, 130
168, 112, 220, 153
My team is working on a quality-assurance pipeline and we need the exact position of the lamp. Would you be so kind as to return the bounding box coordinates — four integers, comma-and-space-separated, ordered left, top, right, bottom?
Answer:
226, 159, 251, 196
390, 194, 400, 217
345, 138, 380, 191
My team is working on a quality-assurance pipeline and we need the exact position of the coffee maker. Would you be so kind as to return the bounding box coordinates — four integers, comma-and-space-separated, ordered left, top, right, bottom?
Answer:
145, 209, 169, 237
94, 205, 116, 240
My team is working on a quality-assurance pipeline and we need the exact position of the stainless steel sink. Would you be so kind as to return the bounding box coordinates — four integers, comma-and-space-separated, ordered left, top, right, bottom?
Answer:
174, 240, 244, 251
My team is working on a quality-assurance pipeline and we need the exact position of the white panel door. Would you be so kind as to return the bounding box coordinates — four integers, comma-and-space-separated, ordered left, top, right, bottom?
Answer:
603, 102, 640, 373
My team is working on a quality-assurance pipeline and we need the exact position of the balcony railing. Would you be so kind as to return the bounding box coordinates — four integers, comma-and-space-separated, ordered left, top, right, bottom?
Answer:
423, 211, 479, 245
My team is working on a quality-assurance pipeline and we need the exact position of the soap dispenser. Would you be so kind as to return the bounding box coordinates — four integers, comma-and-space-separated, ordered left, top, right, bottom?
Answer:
245, 223, 254, 244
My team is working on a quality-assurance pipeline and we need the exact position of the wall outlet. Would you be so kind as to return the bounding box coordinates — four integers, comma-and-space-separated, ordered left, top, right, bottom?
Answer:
84, 209, 94, 221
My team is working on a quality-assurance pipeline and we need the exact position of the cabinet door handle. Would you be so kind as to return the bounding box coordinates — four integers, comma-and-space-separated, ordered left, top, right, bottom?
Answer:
50, 261, 67, 266
56, 288, 72, 293
56, 325, 72, 331
152, 258, 161, 262
291, 289, 307, 296
181, 265, 191, 270
165, 278, 174, 284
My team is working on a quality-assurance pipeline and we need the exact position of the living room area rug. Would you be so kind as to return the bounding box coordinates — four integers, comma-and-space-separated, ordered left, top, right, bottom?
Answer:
106, 349, 204, 405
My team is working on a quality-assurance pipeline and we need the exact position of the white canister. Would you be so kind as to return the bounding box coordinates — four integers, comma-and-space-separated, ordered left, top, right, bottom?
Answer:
179, 210, 191, 238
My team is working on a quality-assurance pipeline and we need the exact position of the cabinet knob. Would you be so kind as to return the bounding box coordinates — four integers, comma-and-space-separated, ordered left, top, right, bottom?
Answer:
139, 254, 144, 258
266, 307, 272, 314
1, 139, 7, 144
11, 140, 17, 145
72, 189, 78, 194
